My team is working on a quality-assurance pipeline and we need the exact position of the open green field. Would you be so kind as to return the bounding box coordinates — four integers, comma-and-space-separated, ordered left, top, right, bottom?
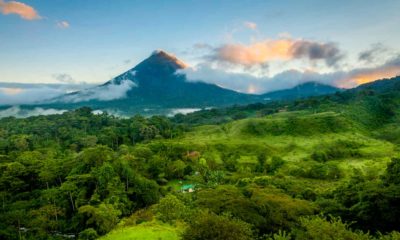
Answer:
100, 221, 183, 240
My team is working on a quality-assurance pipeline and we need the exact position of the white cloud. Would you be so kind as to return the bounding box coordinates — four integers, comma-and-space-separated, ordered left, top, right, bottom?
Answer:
52, 73, 77, 84
0, 79, 136, 105
0, 82, 95, 105
244, 21, 257, 30
167, 108, 201, 117
181, 64, 334, 93
181, 55, 400, 93
0, 106, 67, 119
59, 80, 136, 103
56, 20, 70, 29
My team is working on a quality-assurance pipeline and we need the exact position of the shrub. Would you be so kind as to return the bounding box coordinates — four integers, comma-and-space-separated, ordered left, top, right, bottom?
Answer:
293, 216, 372, 240
78, 203, 121, 234
267, 156, 285, 174
78, 228, 98, 240
156, 194, 188, 223
182, 211, 253, 240
125, 208, 154, 225
311, 151, 328, 162
294, 162, 342, 180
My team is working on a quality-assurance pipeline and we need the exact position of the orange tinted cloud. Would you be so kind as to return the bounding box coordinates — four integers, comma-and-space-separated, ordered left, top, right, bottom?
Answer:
214, 39, 342, 66
216, 39, 293, 65
332, 56, 400, 88
0, 0, 41, 20
339, 65, 400, 88
352, 68, 400, 85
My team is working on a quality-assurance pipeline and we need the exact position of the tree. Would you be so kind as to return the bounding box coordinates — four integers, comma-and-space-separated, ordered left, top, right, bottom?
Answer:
267, 156, 285, 174
139, 125, 159, 141
182, 211, 253, 240
166, 160, 186, 179
78, 203, 121, 235
156, 194, 188, 222
28, 205, 64, 236
78, 228, 98, 240
96, 163, 115, 189
78, 146, 113, 170
255, 152, 267, 173
195, 185, 266, 230
130, 176, 160, 208
384, 158, 400, 185
294, 216, 372, 240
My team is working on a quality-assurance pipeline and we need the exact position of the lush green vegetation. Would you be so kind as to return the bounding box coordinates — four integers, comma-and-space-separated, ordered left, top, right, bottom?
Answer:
1, 77, 400, 239
99, 221, 182, 240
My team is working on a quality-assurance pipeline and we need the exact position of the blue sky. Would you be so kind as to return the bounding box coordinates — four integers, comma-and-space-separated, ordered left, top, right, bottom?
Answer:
0, 0, 400, 93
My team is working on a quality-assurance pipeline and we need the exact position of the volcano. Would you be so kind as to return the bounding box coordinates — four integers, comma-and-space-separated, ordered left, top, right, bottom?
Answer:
33, 50, 343, 115
48, 50, 261, 114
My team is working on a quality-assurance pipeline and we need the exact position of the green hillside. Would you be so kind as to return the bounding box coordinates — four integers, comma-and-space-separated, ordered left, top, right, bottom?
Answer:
1, 77, 400, 240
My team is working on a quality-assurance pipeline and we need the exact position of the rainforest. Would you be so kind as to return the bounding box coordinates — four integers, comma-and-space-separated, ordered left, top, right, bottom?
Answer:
1, 77, 400, 240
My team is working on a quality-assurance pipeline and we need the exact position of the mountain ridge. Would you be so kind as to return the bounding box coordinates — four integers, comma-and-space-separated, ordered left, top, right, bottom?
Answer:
44, 50, 261, 114
262, 81, 341, 101
3, 50, 397, 116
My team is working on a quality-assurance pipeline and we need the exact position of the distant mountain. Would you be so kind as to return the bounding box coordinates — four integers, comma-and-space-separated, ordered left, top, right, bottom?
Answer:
17, 50, 385, 116
261, 82, 341, 101
352, 76, 400, 93
46, 50, 261, 114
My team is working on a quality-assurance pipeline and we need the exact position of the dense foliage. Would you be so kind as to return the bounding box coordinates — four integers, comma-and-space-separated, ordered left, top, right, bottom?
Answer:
1, 76, 400, 240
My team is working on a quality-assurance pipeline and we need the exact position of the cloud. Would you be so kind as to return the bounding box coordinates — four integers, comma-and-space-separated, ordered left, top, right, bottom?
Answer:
290, 40, 343, 66
0, 0, 41, 20
181, 55, 400, 94
167, 108, 201, 117
52, 73, 87, 86
56, 20, 70, 29
52, 73, 77, 84
213, 39, 293, 65
337, 55, 400, 87
244, 21, 257, 30
0, 87, 23, 95
0, 80, 136, 105
358, 43, 389, 64
0, 106, 67, 119
0, 82, 95, 105
59, 80, 136, 103
210, 38, 343, 67
0, 86, 66, 105
182, 64, 328, 94
193, 43, 213, 50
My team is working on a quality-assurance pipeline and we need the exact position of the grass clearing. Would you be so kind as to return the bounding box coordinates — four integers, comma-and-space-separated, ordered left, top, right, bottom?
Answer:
99, 221, 184, 240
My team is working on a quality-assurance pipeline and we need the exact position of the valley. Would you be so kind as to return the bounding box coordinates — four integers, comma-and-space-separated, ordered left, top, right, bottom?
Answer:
1, 1, 400, 239
1, 76, 400, 239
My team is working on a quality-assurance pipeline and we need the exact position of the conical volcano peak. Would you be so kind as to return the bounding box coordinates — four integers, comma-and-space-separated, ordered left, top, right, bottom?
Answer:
151, 49, 169, 56
147, 49, 188, 69
104, 50, 189, 86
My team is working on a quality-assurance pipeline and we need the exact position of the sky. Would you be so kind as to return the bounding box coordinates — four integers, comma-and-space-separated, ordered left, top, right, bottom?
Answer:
0, 0, 400, 97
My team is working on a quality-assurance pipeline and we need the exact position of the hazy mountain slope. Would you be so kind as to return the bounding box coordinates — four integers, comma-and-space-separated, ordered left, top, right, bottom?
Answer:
261, 82, 341, 101
352, 75, 400, 93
